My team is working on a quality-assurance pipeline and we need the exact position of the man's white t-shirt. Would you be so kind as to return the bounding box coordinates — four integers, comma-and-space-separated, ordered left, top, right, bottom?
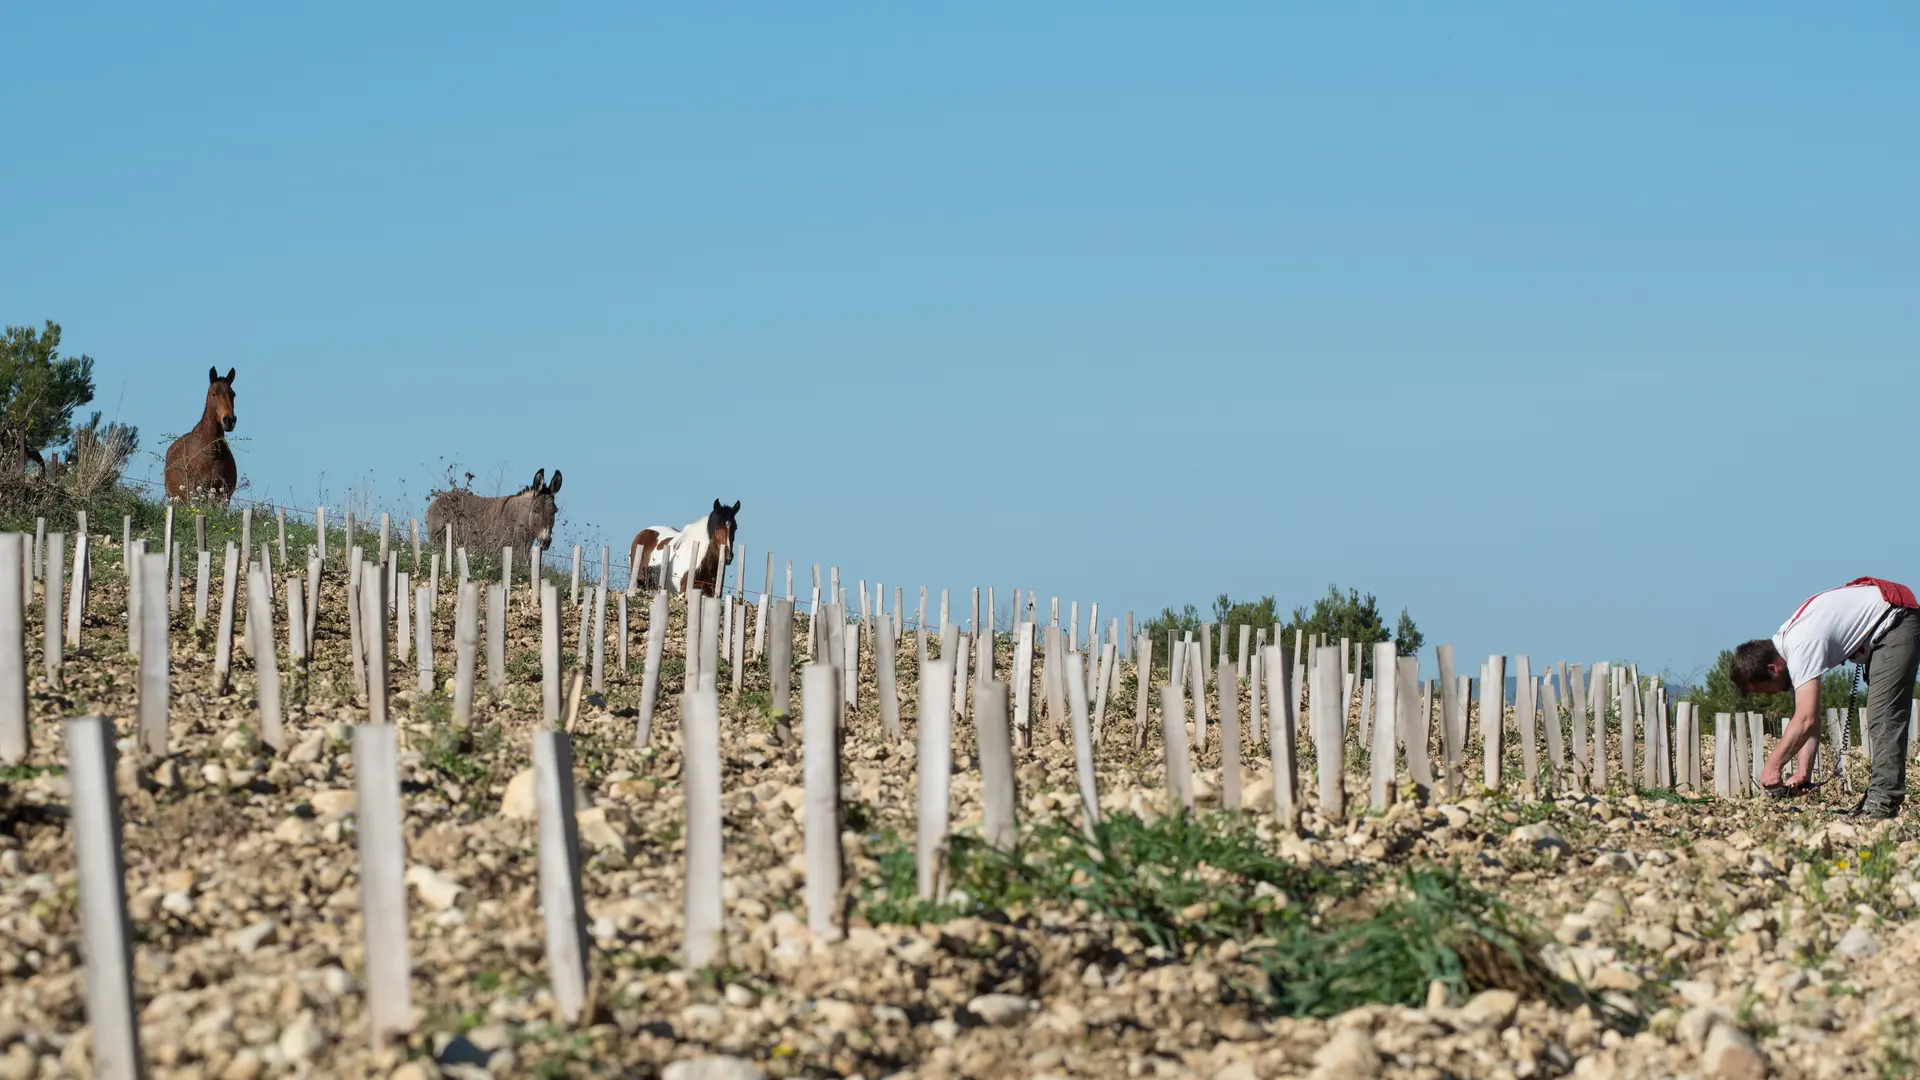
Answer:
1772, 584, 1894, 689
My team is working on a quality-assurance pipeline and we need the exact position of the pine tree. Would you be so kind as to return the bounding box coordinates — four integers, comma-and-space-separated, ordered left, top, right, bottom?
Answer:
0, 322, 96, 470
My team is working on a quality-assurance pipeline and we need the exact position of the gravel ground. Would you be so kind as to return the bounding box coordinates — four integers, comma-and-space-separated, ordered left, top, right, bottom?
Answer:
4, 546, 1919, 1079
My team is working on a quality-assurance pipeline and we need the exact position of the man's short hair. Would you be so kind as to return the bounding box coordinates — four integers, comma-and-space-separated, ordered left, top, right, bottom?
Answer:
1730, 639, 1782, 694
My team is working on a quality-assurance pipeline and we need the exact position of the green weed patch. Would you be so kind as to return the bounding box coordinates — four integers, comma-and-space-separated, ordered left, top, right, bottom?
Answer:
858, 809, 1571, 1017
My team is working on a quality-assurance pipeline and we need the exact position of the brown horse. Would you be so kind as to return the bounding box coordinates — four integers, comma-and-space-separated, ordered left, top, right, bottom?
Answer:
163, 367, 239, 505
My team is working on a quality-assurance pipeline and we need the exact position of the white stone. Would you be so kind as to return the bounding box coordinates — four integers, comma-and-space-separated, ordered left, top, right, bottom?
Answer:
500, 769, 537, 820
1672, 980, 1719, 1007
278, 1011, 324, 1061
775, 784, 805, 814
465, 1024, 512, 1052
1680, 1005, 1732, 1051
404, 865, 463, 911
843, 927, 890, 961
575, 806, 629, 853
1244, 776, 1274, 810
1703, 1023, 1767, 1079
273, 817, 317, 845
318, 966, 354, 999
1510, 822, 1566, 849
1835, 925, 1877, 958
662, 1056, 765, 1080
309, 789, 356, 816
231, 919, 278, 954
1311, 1027, 1380, 1077
812, 998, 861, 1032
966, 994, 1034, 1026
289, 731, 327, 764
1457, 989, 1519, 1030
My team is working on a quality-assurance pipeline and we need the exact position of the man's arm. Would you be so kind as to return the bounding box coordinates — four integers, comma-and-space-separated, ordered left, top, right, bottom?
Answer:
1762, 679, 1823, 788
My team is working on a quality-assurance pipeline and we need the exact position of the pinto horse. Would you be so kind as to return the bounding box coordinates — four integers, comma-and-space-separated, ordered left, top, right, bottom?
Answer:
630, 499, 741, 597
163, 367, 239, 505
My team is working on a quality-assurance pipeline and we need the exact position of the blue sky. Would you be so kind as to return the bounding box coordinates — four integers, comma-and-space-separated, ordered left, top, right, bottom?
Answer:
4, 4, 1914, 682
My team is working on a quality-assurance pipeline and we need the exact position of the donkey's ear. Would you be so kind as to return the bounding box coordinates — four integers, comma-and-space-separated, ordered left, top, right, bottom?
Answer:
530, 468, 545, 492
730, 500, 741, 515
546, 470, 562, 495
209, 366, 219, 384
224, 367, 236, 384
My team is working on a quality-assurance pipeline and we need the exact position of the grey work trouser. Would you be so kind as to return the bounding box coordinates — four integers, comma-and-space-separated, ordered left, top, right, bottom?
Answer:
1864, 609, 1920, 808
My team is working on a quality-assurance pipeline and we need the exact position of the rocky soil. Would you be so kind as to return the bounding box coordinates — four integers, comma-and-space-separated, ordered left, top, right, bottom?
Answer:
4, 542, 1920, 1079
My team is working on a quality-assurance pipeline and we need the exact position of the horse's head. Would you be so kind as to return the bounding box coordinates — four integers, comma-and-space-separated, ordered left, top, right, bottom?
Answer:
707, 498, 741, 570
206, 367, 237, 433
524, 468, 563, 550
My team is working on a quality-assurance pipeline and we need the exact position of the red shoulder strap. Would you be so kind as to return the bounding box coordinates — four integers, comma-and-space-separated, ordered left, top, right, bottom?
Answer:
1787, 589, 1824, 626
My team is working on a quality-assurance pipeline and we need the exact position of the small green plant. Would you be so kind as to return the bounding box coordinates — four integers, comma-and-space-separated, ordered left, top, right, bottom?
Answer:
862, 837, 970, 926
843, 799, 878, 835
1502, 847, 1562, 876
1478, 795, 1559, 836
571, 728, 616, 776
226, 723, 261, 761
1698, 899, 1738, 944
1261, 866, 1568, 1018
695, 964, 773, 998
1734, 986, 1779, 1039
512, 1023, 597, 1080
1852, 838, 1901, 917
421, 718, 503, 798
610, 952, 674, 973
1876, 1016, 1920, 1080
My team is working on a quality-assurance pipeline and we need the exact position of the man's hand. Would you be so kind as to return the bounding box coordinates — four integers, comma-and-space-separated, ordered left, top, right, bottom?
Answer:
1763, 679, 1825, 788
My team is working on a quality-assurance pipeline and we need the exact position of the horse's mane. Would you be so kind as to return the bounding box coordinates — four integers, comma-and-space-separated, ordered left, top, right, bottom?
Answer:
430, 482, 535, 503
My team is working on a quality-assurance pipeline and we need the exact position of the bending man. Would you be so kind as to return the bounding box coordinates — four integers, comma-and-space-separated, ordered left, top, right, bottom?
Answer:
1729, 577, 1919, 820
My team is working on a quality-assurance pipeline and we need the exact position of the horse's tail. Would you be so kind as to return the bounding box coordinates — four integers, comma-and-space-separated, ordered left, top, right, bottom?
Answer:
632, 529, 667, 589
